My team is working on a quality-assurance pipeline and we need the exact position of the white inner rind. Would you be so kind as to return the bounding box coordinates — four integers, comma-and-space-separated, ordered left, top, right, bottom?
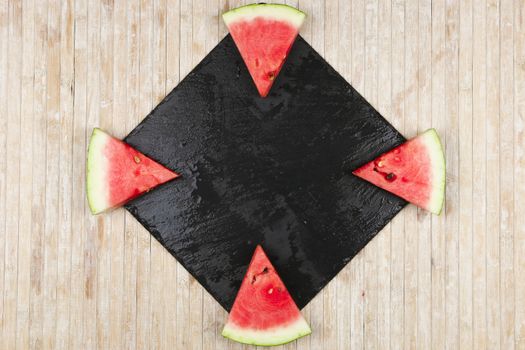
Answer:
222, 317, 311, 346
422, 129, 446, 215
222, 4, 306, 29
86, 128, 110, 214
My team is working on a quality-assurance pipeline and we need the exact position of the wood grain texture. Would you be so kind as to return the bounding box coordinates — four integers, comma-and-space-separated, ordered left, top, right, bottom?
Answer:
1, 0, 524, 349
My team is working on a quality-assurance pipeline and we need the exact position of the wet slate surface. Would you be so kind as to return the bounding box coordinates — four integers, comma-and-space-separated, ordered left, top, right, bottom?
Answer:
124, 35, 406, 311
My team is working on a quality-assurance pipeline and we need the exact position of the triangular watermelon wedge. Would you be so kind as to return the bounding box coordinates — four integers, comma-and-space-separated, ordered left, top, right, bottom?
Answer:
223, 4, 306, 97
352, 129, 445, 214
222, 245, 311, 346
87, 128, 179, 214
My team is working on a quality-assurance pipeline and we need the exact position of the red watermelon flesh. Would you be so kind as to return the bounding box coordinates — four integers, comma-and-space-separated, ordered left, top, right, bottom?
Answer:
222, 245, 311, 346
87, 128, 179, 214
352, 129, 445, 214
223, 4, 305, 97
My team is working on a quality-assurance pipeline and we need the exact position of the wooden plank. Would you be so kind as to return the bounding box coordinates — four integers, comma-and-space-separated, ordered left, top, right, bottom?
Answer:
390, 0, 405, 348
308, 0, 324, 53
513, 0, 525, 347
149, 238, 164, 350
42, 2, 61, 349
166, 0, 181, 92
83, 0, 101, 346
458, 0, 473, 349
2, 0, 22, 349
55, 0, 75, 348
122, 0, 139, 348
376, 0, 392, 348
444, 0, 460, 348
430, 1, 447, 349
95, 0, 114, 348
472, 0, 488, 348
15, 0, 35, 348
500, 1, 516, 349
417, 0, 432, 349
203, 289, 218, 350
0, 0, 6, 342
68, 0, 87, 347
514, 1, 525, 349
214, 305, 229, 350
486, 0, 502, 348
403, 0, 419, 347
109, 0, 127, 347
42, 0, 64, 347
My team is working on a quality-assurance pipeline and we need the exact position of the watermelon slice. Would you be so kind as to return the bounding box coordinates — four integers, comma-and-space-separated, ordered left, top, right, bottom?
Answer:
223, 4, 305, 97
352, 129, 445, 214
222, 245, 311, 346
87, 128, 179, 214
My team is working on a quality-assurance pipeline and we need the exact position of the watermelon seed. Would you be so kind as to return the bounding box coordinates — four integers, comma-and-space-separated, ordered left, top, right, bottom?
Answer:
386, 173, 396, 181
268, 72, 275, 80
373, 167, 397, 182
251, 267, 270, 284
268, 288, 273, 294
134, 155, 141, 163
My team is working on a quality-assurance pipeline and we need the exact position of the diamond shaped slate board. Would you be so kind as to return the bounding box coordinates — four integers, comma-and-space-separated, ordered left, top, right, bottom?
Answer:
124, 34, 406, 311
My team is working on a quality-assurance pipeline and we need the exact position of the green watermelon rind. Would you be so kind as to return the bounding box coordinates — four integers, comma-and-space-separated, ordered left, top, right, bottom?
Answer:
87, 128, 110, 215
222, 317, 312, 347
422, 128, 446, 215
222, 4, 306, 29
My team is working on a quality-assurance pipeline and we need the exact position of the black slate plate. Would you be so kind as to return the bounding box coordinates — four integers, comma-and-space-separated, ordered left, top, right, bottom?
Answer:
124, 35, 406, 311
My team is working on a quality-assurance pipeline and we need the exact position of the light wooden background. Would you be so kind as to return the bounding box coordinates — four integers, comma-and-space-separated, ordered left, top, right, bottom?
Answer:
0, 0, 524, 349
